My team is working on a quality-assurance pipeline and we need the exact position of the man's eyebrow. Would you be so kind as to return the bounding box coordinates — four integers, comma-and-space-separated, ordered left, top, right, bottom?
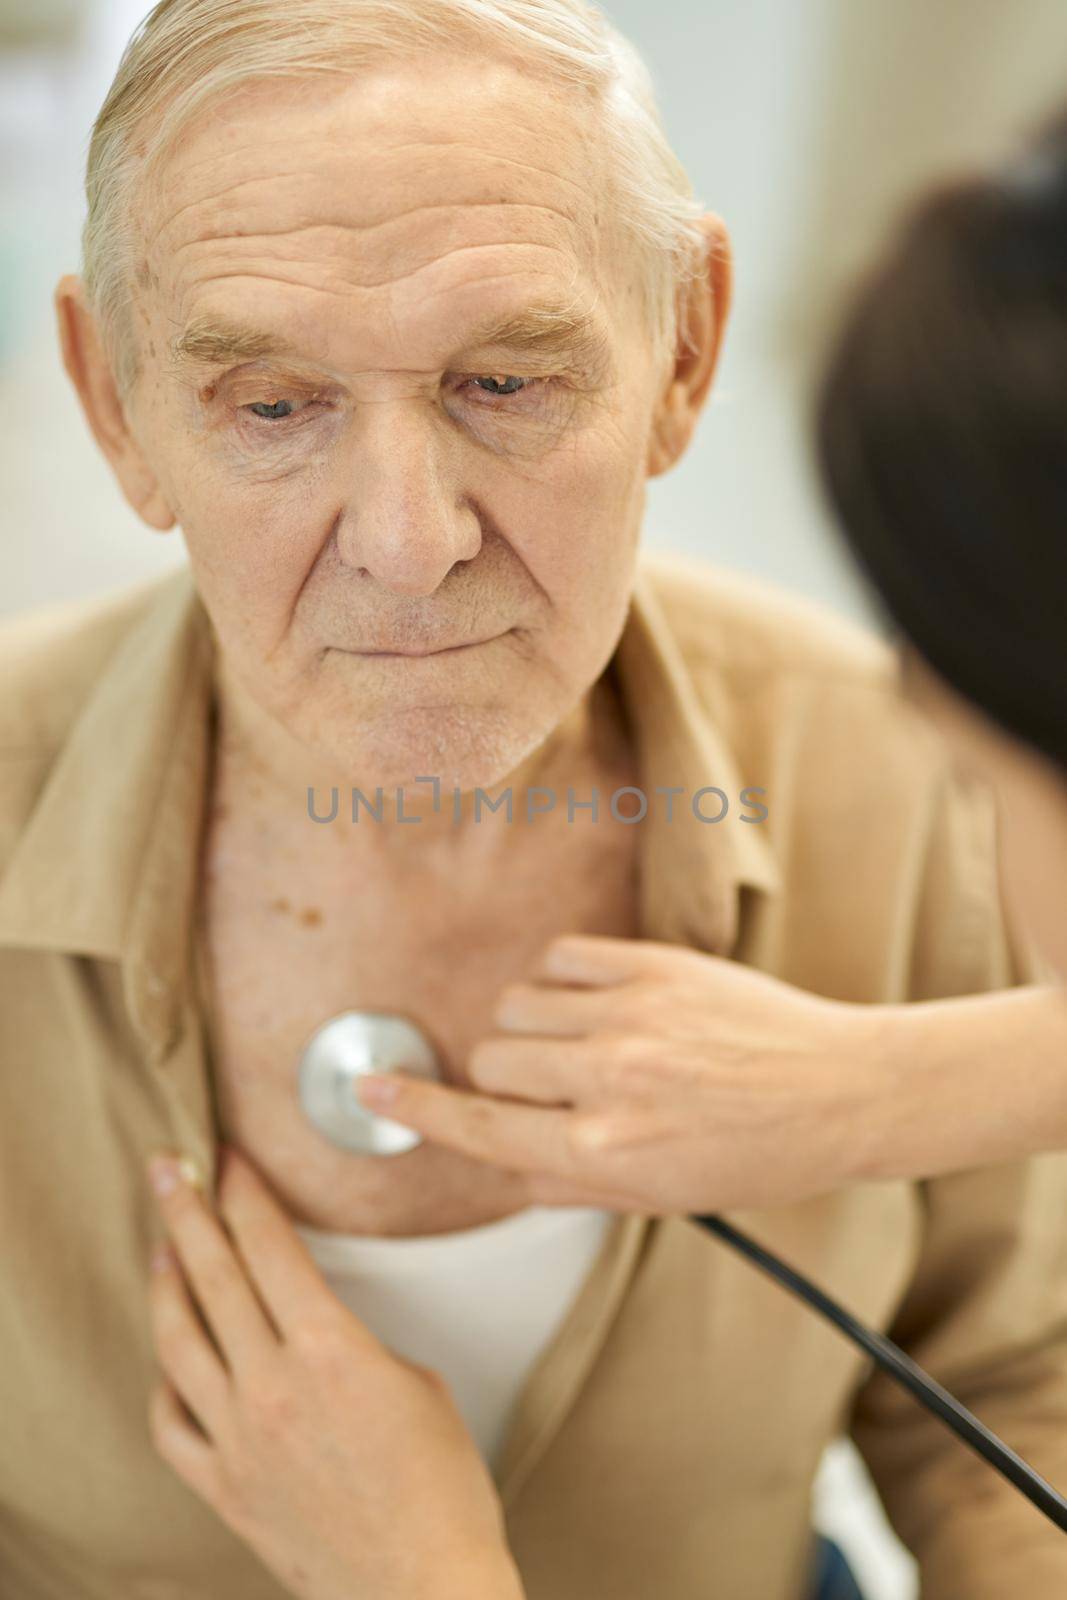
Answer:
167, 318, 296, 370
166, 298, 616, 382
459, 300, 615, 379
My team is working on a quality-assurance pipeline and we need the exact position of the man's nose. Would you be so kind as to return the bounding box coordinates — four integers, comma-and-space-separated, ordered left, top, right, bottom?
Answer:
333, 406, 483, 595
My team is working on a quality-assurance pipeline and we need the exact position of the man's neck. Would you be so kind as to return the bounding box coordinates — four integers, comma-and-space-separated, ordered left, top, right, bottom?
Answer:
208, 657, 633, 879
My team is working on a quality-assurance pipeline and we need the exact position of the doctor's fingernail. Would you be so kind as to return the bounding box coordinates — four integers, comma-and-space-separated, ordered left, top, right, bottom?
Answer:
356, 1075, 398, 1107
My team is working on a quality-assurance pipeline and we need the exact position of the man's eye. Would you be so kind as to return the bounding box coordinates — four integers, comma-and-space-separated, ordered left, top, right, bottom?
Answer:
236, 375, 548, 432
243, 396, 308, 423
469, 374, 527, 397
467, 371, 559, 403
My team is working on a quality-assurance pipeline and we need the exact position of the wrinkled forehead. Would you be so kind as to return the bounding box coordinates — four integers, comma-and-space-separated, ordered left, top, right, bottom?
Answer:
131, 56, 625, 361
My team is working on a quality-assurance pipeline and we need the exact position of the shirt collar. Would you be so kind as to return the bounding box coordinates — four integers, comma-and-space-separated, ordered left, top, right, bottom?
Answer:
0, 563, 215, 1060
616, 557, 779, 949
0, 555, 778, 1059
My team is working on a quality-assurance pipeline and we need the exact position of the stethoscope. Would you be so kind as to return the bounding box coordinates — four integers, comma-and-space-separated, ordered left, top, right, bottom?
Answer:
298, 1009, 443, 1156
298, 1009, 1067, 1534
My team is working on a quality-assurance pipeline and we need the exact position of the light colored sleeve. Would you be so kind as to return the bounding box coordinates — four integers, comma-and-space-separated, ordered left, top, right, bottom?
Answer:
849, 767, 1067, 1595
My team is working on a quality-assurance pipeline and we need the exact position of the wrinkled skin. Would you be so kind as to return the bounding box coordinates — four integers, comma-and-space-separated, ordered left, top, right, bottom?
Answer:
59, 51, 728, 832
58, 46, 731, 1600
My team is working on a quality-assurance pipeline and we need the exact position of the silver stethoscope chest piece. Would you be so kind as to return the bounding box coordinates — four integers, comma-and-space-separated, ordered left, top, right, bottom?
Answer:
297, 1011, 442, 1156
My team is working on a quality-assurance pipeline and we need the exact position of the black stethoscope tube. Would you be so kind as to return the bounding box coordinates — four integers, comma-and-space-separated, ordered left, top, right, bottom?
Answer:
294, 1010, 1067, 1532
690, 1212, 1067, 1535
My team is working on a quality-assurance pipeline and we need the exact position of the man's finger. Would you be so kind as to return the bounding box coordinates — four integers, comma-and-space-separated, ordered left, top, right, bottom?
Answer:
148, 1240, 231, 1434
147, 1153, 278, 1368
148, 1378, 220, 1502
215, 1147, 381, 1349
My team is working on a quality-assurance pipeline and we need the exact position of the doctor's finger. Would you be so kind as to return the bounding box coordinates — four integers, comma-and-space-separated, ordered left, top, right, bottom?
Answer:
492, 978, 624, 1035
467, 1033, 598, 1102
355, 1074, 609, 1181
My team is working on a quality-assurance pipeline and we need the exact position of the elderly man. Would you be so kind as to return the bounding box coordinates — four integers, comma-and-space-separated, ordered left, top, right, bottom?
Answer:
3, 1, 1067, 1597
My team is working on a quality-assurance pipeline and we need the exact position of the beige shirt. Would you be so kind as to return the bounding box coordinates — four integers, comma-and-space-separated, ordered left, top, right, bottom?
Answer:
2, 549, 1066, 1600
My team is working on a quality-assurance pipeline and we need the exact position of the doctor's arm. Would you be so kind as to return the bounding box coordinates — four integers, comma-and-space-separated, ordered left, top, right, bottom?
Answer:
352, 937, 1067, 1218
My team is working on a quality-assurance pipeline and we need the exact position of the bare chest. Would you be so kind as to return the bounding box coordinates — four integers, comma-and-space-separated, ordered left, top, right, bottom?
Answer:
195, 811, 641, 1235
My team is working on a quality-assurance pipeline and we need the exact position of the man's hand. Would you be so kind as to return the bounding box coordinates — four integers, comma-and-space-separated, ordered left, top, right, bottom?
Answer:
145, 1145, 525, 1600
356, 933, 884, 1214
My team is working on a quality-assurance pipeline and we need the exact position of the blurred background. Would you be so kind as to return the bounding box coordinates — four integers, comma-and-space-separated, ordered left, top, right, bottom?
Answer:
3, 1, 1067, 1594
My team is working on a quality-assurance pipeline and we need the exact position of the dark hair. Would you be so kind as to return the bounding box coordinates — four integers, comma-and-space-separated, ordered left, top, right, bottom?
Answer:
813, 105, 1067, 773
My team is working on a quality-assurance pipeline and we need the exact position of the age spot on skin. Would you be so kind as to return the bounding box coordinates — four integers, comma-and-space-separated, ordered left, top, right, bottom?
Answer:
135, 256, 159, 292
299, 907, 323, 929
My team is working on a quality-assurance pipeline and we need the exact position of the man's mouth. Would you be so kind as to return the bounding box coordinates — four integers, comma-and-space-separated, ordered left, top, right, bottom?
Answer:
346, 632, 505, 657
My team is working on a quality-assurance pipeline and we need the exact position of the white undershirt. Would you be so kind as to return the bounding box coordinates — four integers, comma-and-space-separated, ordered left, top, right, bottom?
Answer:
294, 1205, 616, 1470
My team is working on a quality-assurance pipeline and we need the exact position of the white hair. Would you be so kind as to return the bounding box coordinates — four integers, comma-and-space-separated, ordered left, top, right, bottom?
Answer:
81, 0, 713, 399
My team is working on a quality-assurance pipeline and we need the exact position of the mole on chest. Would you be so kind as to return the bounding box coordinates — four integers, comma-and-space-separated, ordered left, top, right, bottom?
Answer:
203, 886, 582, 1080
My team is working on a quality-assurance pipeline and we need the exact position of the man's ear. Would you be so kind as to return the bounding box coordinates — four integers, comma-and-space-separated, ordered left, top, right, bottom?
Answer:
54, 273, 176, 532
645, 213, 733, 479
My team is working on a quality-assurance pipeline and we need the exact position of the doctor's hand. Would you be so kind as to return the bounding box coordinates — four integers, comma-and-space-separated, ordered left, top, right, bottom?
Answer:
355, 934, 887, 1215
144, 1145, 525, 1600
